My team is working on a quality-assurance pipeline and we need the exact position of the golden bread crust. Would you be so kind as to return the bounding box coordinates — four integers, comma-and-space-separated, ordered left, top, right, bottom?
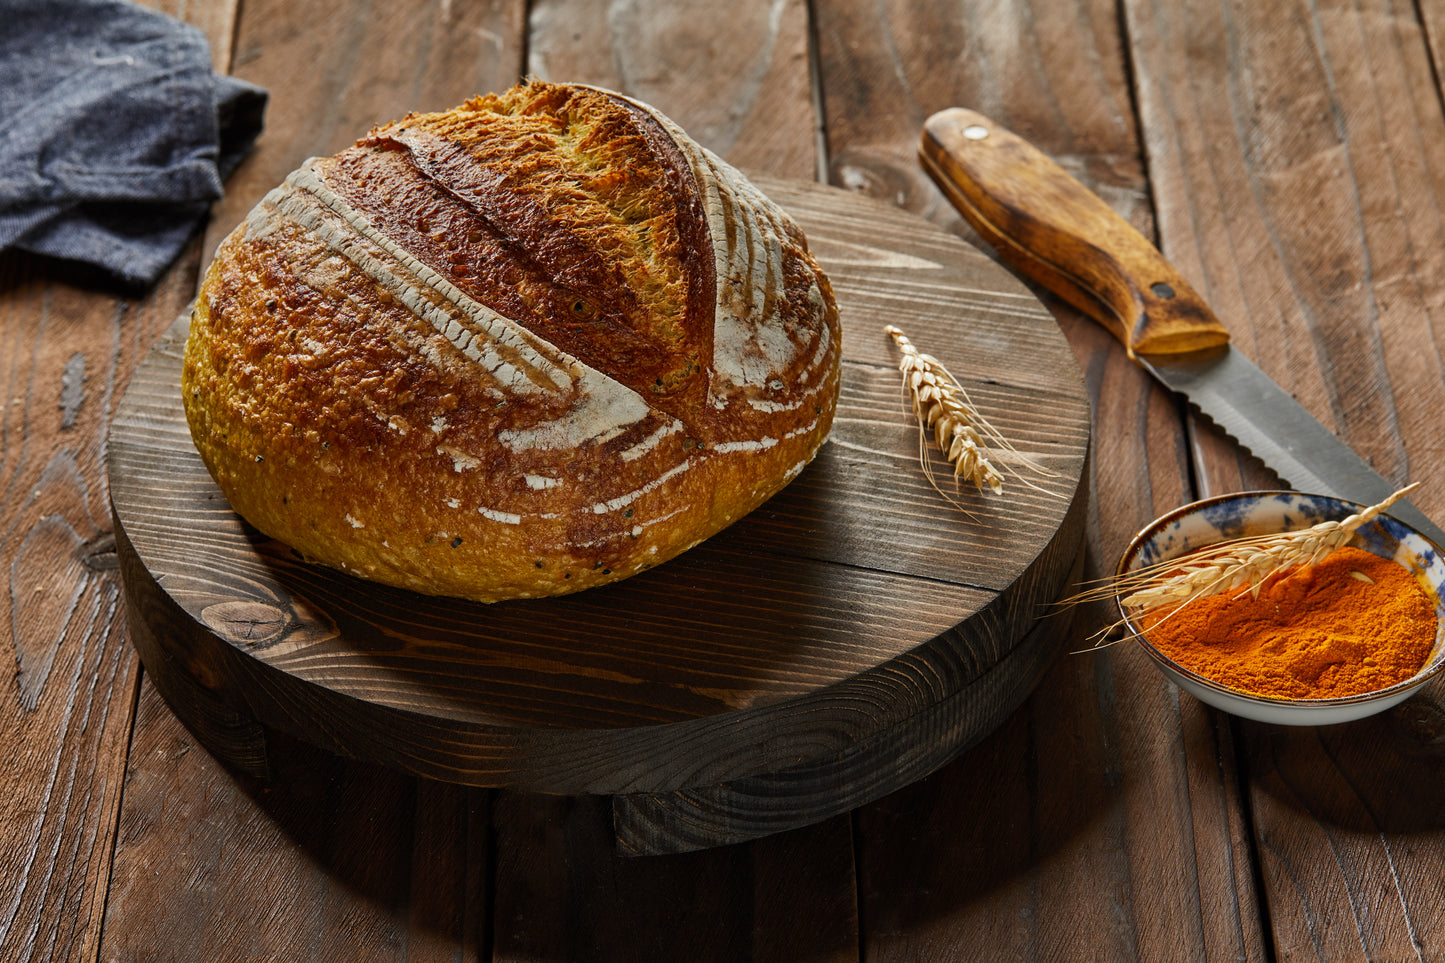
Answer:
183, 81, 840, 601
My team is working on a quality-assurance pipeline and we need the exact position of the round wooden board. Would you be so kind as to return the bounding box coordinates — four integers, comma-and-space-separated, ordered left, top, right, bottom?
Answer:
110, 177, 1091, 853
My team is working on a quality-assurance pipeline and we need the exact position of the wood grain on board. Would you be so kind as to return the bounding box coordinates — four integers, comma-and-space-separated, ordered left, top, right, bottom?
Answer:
110, 179, 1089, 853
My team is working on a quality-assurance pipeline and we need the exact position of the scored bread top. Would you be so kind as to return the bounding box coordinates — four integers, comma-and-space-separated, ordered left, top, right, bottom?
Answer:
183, 81, 841, 601
325, 82, 716, 417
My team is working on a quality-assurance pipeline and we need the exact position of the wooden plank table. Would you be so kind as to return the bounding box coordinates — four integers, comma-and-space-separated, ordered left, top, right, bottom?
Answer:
4, 0, 1444, 958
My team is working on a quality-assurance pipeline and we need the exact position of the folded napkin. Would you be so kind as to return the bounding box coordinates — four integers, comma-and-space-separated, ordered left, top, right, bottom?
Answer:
0, 0, 267, 287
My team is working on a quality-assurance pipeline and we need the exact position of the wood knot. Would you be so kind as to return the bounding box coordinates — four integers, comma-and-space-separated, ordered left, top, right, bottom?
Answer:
202, 601, 289, 646
1390, 696, 1445, 749
82, 532, 118, 571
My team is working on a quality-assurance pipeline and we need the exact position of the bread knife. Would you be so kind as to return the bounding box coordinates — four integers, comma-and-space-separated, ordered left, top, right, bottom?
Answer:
919, 106, 1445, 544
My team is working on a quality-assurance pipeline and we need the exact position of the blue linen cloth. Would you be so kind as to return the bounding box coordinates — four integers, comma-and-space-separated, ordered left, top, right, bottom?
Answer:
0, 0, 266, 287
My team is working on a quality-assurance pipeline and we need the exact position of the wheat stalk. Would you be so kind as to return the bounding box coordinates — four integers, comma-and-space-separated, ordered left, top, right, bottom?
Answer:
884, 325, 1053, 502
1119, 483, 1418, 611
1065, 483, 1421, 651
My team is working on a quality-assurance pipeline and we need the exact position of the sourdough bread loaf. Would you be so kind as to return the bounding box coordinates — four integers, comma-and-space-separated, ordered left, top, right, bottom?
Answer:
182, 81, 841, 602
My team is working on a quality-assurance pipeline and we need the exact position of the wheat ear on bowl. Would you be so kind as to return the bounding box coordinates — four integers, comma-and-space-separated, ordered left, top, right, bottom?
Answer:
1067, 484, 1421, 650
1116, 484, 1419, 612
182, 81, 842, 602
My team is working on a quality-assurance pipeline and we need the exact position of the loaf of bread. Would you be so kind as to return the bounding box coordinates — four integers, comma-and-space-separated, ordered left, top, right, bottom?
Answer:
182, 81, 841, 602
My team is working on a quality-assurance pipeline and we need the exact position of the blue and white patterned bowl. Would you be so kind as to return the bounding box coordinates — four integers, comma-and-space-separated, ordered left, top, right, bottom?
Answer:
1116, 490, 1445, 726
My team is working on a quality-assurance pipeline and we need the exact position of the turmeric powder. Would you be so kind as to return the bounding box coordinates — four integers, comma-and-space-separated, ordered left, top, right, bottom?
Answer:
1138, 546, 1437, 700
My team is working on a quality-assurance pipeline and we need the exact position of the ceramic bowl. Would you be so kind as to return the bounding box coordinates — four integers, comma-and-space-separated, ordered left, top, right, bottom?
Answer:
1116, 490, 1445, 725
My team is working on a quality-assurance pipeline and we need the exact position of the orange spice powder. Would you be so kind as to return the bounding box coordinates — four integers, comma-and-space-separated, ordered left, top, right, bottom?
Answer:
1139, 546, 1437, 700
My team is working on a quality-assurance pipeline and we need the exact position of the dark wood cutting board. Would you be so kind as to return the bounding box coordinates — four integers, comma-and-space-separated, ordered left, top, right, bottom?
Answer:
109, 177, 1091, 854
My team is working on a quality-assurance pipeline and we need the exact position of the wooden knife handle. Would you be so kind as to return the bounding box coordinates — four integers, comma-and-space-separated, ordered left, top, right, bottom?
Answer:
920, 107, 1229, 357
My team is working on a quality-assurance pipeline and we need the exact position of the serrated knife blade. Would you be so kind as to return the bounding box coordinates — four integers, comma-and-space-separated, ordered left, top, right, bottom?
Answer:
1143, 347, 1439, 538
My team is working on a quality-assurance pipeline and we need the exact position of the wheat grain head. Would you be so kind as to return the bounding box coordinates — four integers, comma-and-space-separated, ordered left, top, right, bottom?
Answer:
885, 325, 1056, 501
1118, 483, 1420, 611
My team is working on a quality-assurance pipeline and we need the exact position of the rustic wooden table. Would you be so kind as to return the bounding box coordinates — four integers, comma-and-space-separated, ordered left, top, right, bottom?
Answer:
6, 0, 1445, 959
